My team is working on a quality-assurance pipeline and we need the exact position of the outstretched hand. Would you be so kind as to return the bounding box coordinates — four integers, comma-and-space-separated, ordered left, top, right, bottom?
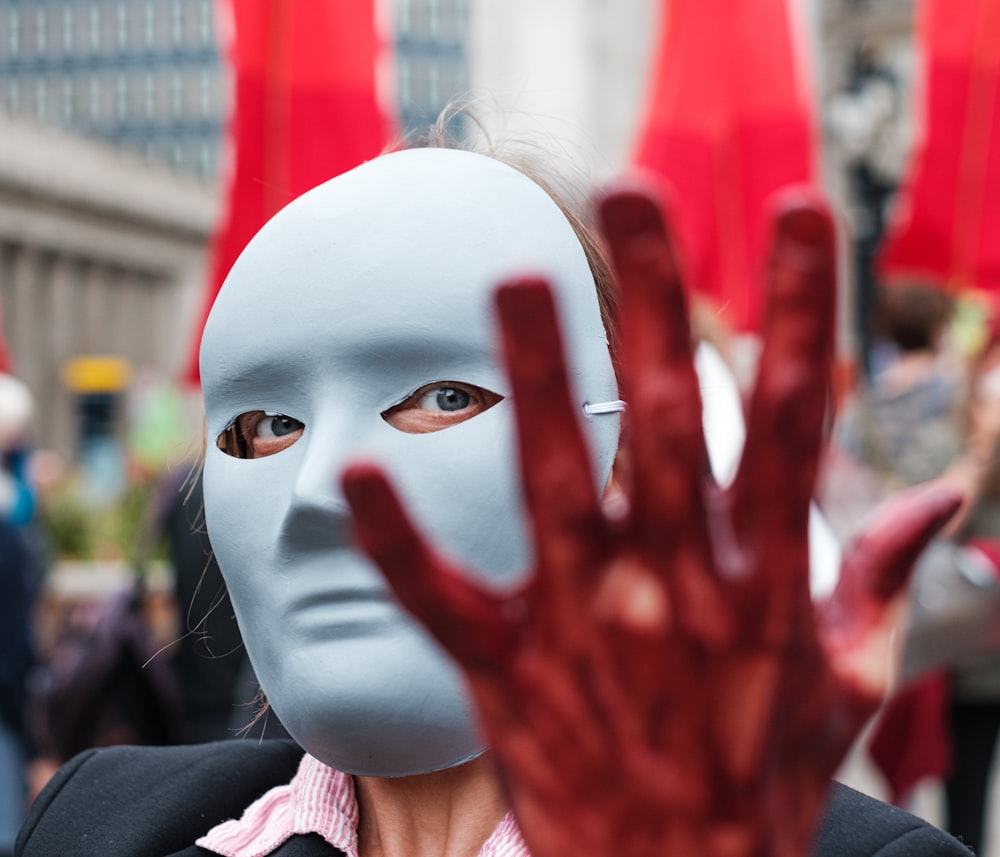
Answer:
342, 186, 960, 857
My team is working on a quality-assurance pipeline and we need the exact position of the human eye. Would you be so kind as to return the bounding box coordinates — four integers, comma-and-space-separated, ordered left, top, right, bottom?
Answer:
216, 411, 305, 459
382, 382, 502, 434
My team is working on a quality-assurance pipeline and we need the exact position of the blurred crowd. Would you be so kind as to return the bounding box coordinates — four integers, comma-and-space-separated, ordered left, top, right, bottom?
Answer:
0, 376, 286, 857
820, 281, 1000, 855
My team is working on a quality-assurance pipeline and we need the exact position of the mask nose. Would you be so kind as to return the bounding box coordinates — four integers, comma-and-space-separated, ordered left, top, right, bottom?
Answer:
280, 417, 359, 550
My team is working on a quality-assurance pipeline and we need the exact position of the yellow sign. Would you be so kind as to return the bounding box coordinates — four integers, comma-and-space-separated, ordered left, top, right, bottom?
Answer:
62, 356, 132, 393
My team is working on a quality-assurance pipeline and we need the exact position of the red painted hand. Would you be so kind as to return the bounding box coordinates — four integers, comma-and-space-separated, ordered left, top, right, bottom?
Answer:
342, 186, 960, 857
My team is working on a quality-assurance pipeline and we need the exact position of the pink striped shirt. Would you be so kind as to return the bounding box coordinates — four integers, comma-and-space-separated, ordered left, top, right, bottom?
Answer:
197, 753, 530, 857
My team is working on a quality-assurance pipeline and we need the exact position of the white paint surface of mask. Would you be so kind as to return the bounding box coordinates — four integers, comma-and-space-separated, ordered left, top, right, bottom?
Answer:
199, 148, 621, 777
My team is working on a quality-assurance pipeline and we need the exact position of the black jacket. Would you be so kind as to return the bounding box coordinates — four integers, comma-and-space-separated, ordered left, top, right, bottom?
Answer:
16, 739, 971, 856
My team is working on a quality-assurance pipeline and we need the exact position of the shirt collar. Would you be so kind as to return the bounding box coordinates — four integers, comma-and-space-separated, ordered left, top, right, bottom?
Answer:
197, 753, 529, 857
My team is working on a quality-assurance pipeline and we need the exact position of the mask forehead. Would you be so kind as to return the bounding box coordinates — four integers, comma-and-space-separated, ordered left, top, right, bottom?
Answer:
201, 148, 616, 425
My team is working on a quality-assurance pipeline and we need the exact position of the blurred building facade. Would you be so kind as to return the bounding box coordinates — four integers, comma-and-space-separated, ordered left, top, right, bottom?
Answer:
0, 0, 223, 181
0, 113, 214, 460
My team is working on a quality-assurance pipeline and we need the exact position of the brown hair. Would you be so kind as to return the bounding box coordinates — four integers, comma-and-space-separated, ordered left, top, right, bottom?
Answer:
875, 281, 954, 353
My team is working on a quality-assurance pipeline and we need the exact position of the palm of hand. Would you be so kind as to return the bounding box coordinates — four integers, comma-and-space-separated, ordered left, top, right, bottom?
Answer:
343, 186, 959, 857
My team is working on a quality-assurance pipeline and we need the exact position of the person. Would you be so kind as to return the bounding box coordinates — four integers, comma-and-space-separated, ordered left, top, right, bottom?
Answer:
0, 519, 34, 857
15, 143, 969, 857
825, 281, 1000, 852
0, 374, 43, 857
838, 282, 962, 494
941, 319, 1000, 853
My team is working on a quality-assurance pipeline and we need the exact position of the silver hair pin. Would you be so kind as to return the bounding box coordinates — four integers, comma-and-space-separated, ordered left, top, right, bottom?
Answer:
583, 400, 628, 416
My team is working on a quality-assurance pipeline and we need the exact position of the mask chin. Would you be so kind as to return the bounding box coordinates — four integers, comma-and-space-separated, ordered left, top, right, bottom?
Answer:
257, 619, 490, 777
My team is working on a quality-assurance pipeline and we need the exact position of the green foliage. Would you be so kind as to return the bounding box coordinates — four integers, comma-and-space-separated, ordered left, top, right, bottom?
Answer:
37, 474, 166, 565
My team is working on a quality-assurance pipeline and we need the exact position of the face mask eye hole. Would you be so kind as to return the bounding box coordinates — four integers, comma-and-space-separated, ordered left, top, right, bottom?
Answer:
216, 411, 305, 459
216, 422, 250, 458
382, 382, 502, 434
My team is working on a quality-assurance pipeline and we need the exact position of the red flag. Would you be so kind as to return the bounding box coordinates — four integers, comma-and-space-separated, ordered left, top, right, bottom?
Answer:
632, 0, 818, 333
184, 0, 396, 385
878, 0, 1000, 297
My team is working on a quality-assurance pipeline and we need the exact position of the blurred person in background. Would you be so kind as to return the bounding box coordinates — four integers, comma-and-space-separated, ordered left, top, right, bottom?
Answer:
0, 375, 47, 603
823, 282, 964, 545
837, 282, 963, 496
0, 375, 40, 857
0, 519, 33, 857
940, 316, 1000, 853
825, 283, 1000, 852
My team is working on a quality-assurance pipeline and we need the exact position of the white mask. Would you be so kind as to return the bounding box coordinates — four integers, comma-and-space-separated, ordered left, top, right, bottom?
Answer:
200, 148, 621, 776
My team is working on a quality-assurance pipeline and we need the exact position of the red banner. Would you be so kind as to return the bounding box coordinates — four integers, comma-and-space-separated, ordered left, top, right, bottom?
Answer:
632, 0, 818, 333
878, 0, 1000, 298
184, 0, 396, 385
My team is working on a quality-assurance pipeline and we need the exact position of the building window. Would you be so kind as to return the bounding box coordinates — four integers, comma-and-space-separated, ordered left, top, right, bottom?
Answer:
182, 1, 201, 44
127, 71, 145, 116
154, 70, 171, 117
34, 5, 46, 56
396, 0, 410, 32
7, 9, 19, 59
427, 0, 439, 38
113, 72, 124, 121
19, 6, 34, 59
79, 4, 95, 53
127, 0, 145, 51
199, 0, 213, 46
171, 0, 182, 47
62, 4, 74, 54
60, 77, 74, 123
100, 2, 116, 54
143, 0, 155, 49
115, 0, 127, 50
171, 69, 182, 118
73, 74, 89, 117
99, 69, 116, 122
35, 78, 48, 123
144, 71, 154, 121
7, 79, 20, 115
88, 73, 100, 122
409, 57, 431, 111
153, 0, 171, 50
46, 4, 65, 58
409, 1, 430, 36
436, 0, 463, 40
197, 67, 211, 117
398, 58, 411, 106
